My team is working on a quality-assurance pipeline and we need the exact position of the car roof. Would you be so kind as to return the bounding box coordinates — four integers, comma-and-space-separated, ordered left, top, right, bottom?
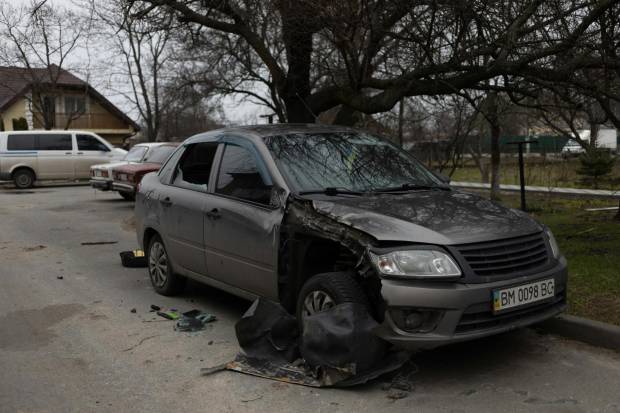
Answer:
134, 142, 180, 148
187, 124, 361, 144
1, 130, 97, 135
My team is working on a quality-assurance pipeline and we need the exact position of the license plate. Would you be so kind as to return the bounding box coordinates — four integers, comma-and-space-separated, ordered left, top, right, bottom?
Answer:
119, 173, 128, 181
95, 170, 101, 177
493, 278, 555, 313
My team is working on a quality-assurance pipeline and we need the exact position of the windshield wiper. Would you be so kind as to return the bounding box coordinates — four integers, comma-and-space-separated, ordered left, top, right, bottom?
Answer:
372, 183, 449, 193
297, 187, 365, 196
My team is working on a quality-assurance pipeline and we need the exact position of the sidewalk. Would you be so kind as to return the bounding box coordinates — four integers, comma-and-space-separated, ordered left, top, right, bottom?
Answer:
451, 181, 620, 199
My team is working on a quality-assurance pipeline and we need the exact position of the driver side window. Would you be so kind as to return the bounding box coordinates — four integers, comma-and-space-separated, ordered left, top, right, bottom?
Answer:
215, 144, 272, 205
172, 142, 218, 191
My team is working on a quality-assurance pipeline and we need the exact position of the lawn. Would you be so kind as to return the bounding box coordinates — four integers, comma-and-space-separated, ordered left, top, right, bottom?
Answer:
450, 156, 620, 190
495, 193, 620, 325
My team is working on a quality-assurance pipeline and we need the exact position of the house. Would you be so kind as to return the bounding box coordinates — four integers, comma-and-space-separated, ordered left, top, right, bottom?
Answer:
0, 65, 139, 146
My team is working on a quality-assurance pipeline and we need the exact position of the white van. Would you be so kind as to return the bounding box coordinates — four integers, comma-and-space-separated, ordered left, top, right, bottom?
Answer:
0, 131, 127, 188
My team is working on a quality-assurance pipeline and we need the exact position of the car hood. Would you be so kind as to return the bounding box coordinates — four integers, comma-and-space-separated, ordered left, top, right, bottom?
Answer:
114, 163, 161, 174
308, 189, 542, 245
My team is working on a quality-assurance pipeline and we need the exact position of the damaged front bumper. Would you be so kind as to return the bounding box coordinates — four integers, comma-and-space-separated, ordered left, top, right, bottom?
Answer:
374, 258, 568, 350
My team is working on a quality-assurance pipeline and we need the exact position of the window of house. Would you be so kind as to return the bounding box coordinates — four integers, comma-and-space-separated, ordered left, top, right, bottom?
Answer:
172, 142, 218, 191
37, 134, 72, 150
216, 144, 272, 205
77, 134, 109, 151
65, 96, 86, 114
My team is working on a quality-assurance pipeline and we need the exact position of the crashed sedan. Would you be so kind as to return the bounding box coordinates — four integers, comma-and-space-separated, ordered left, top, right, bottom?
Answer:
135, 125, 567, 350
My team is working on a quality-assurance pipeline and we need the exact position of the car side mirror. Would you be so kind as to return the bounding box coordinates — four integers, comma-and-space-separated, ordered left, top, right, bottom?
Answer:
270, 186, 288, 209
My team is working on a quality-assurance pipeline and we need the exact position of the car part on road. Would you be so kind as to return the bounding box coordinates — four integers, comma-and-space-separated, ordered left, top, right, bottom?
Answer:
120, 250, 147, 267
175, 311, 217, 332
208, 298, 410, 387
156, 310, 180, 320
147, 234, 186, 296
119, 191, 135, 201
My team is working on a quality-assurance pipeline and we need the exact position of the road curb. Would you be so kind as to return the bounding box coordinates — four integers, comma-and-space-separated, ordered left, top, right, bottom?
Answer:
537, 314, 620, 352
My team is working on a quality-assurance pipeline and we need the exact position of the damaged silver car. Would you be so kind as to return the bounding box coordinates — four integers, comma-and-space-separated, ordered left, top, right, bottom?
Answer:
135, 124, 567, 350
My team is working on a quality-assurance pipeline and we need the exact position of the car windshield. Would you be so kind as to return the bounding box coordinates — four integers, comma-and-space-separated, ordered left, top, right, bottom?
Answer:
124, 146, 148, 162
143, 145, 176, 164
263, 132, 440, 192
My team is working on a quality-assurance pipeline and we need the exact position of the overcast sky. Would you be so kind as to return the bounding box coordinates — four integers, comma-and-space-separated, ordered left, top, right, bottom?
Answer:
11, 0, 266, 127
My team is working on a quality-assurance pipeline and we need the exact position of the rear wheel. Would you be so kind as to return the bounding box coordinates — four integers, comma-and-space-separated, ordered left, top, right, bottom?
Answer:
147, 234, 185, 296
296, 271, 369, 324
13, 169, 35, 189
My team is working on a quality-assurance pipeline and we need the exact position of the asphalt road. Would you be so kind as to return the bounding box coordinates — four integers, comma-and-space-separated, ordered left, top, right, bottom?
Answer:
1, 185, 619, 413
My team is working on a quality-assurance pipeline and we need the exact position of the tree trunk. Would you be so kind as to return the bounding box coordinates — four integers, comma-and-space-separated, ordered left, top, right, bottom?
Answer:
490, 122, 501, 200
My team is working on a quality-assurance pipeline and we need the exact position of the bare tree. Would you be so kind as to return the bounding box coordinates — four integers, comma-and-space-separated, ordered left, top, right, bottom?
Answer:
0, 1, 89, 130
88, 0, 173, 141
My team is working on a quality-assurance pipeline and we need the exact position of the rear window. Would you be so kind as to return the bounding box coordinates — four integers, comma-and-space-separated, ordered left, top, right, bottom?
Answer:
77, 134, 109, 151
7, 134, 72, 151
143, 145, 176, 164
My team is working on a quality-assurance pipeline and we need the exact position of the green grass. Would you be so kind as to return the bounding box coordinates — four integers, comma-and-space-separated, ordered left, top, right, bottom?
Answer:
450, 157, 620, 190
497, 194, 620, 325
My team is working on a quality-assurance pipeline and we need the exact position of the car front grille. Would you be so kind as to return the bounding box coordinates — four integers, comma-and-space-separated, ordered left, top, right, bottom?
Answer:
455, 291, 566, 334
454, 232, 550, 277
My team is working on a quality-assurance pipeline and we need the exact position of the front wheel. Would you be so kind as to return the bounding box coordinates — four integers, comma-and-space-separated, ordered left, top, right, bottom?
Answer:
296, 271, 369, 324
147, 234, 185, 296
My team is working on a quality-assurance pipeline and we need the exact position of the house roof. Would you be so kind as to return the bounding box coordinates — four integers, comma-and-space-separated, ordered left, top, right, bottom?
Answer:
0, 64, 140, 131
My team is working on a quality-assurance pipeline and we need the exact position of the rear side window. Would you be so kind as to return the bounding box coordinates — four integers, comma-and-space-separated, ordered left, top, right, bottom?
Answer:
216, 144, 272, 205
38, 134, 72, 150
77, 134, 109, 151
7, 134, 37, 150
7, 134, 71, 150
172, 142, 218, 191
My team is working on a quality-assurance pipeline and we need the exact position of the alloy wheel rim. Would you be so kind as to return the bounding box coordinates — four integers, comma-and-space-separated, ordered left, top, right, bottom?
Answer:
302, 290, 335, 318
149, 241, 168, 288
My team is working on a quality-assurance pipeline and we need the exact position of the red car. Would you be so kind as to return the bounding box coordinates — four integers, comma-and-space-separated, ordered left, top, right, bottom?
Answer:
112, 143, 179, 200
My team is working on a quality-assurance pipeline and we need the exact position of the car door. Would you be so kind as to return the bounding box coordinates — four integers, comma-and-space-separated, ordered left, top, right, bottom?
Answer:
203, 139, 283, 300
158, 142, 219, 277
34, 133, 75, 179
74, 133, 113, 178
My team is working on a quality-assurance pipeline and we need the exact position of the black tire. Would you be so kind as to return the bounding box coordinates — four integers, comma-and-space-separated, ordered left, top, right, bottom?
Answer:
13, 169, 35, 189
296, 271, 369, 323
119, 191, 135, 201
146, 234, 186, 296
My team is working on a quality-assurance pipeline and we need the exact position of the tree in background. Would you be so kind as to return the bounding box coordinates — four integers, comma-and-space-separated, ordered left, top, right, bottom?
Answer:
577, 149, 616, 189
0, 1, 89, 130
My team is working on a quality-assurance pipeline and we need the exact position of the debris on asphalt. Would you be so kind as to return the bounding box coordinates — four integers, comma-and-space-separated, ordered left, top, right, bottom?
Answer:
202, 298, 410, 387
130, 308, 137, 313
81, 241, 118, 246
56, 275, 63, 280
156, 310, 180, 320
23, 245, 46, 252
120, 250, 147, 268
175, 311, 216, 332
150, 305, 161, 311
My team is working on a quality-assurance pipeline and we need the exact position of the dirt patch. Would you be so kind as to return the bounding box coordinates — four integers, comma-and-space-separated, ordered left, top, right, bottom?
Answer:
0, 303, 85, 351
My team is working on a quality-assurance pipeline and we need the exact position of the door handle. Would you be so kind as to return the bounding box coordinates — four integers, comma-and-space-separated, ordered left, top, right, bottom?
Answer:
160, 196, 172, 207
77, 151, 84, 155
205, 208, 221, 219
65, 152, 72, 155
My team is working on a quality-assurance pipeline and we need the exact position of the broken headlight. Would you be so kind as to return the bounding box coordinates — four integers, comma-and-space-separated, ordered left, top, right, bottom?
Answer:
369, 250, 461, 279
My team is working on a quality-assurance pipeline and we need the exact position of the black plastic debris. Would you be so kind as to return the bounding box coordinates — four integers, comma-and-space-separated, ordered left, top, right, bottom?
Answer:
205, 299, 410, 387
120, 250, 147, 268
175, 311, 216, 332
235, 299, 299, 363
82, 241, 118, 246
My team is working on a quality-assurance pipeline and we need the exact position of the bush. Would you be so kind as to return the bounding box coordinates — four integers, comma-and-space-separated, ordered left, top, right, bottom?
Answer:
576, 148, 616, 189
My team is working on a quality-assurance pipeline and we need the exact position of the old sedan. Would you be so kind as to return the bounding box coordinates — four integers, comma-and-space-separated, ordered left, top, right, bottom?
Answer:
111, 143, 179, 201
134, 125, 567, 350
